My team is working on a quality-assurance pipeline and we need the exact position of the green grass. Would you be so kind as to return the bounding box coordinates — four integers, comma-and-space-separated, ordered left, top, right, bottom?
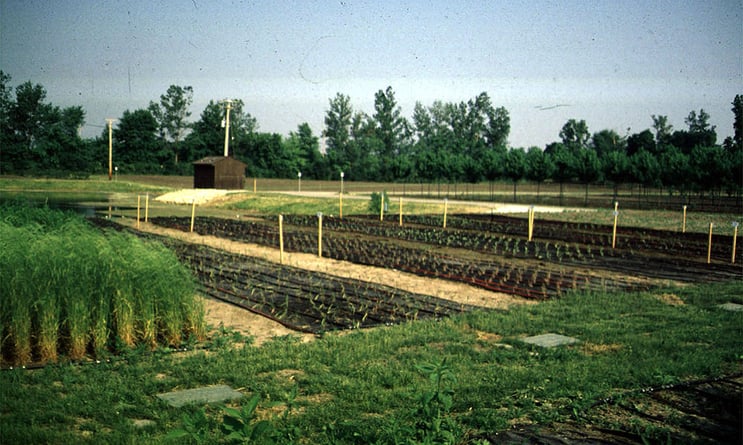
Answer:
1, 281, 740, 443
0, 204, 206, 366
225, 193, 452, 217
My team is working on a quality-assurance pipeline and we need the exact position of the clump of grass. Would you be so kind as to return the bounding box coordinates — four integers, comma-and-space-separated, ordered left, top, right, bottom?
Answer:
0, 203, 205, 366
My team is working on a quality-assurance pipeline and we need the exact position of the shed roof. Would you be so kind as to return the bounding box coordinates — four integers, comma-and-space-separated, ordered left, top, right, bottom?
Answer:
192, 156, 245, 166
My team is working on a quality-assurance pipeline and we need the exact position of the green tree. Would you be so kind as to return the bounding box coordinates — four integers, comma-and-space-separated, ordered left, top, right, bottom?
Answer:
113, 109, 163, 173
626, 129, 655, 156
149, 85, 193, 165
324, 93, 354, 174
525, 146, 555, 199
373, 86, 409, 180
651, 115, 673, 146
546, 142, 576, 205
559, 119, 590, 151
602, 150, 631, 200
286, 123, 326, 179
503, 148, 526, 202
658, 145, 690, 194
591, 129, 625, 158
574, 148, 602, 205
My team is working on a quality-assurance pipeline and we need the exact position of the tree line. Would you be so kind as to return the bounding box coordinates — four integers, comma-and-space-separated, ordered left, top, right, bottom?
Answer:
1, 70, 741, 198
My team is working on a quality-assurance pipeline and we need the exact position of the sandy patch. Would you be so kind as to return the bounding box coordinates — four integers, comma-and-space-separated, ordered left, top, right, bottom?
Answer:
155, 189, 244, 205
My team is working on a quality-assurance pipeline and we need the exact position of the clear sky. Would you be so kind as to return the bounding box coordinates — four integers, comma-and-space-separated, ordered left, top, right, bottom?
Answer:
1, 0, 741, 147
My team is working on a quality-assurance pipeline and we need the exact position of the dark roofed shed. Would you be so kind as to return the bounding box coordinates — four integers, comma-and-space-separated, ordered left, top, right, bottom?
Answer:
193, 156, 246, 189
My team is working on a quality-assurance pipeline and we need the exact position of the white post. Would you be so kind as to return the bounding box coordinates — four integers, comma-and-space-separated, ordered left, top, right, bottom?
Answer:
106, 119, 115, 180
223, 99, 232, 157
298, 172, 302, 192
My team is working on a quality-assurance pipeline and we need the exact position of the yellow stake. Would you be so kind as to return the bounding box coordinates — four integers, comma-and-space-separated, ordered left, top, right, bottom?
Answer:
279, 215, 284, 265
682, 205, 687, 233
253, 178, 257, 193
399, 197, 403, 227
731, 222, 738, 264
339, 193, 343, 219
190, 200, 196, 233
443, 198, 448, 229
379, 193, 384, 221
611, 202, 619, 249
707, 222, 713, 264
317, 213, 323, 257
144, 193, 149, 223
136, 195, 141, 229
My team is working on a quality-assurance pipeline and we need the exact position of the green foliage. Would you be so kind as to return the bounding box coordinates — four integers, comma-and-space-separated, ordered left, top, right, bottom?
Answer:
0, 203, 205, 366
412, 358, 463, 444
369, 191, 390, 214
221, 395, 276, 444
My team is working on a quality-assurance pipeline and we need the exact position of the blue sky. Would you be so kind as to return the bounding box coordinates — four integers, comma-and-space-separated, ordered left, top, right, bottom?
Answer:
1, 0, 741, 147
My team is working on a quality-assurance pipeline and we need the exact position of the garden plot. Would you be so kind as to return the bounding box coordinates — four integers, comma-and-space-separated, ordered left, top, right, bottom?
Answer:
150, 214, 739, 303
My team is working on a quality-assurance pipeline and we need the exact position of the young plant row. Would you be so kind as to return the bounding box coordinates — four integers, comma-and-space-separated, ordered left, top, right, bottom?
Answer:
151, 216, 657, 299
280, 215, 741, 284
160, 239, 472, 333
0, 206, 206, 367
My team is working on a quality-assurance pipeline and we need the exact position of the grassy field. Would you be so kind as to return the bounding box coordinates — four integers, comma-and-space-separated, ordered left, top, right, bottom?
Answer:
0, 175, 741, 443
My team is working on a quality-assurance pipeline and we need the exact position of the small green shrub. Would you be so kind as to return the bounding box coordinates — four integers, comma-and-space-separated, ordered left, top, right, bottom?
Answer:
369, 191, 390, 214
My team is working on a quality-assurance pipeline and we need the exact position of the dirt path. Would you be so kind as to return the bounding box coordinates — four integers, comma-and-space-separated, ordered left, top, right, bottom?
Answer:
129, 221, 531, 345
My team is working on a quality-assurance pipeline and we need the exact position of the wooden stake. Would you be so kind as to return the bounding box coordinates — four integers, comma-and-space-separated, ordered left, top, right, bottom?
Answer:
611, 202, 619, 249
707, 222, 713, 264
682, 205, 687, 233
144, 193, 149, 223
253, 178, 257, 193
443, 198, 448, 229
528, 206, 534, 242
190, 200, 196, 233
137, 195, 141, 229
279, 215, 284, 265
317, 212, 323, 257
339, 193, 343, 219
379, 193, 384, 221
732, 222, 739, 264
399, 197, 403, 226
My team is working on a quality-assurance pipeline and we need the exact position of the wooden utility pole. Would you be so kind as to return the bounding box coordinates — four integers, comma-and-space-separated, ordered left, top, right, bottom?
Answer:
106, 119, 116, 180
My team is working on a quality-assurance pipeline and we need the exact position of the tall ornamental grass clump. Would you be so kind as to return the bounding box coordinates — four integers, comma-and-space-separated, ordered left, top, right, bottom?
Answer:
0, 204, 206, 366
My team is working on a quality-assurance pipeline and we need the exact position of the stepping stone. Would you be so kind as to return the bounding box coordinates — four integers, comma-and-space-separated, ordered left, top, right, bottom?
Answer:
156, 384, 244, 408
522, 333, 580, 348
718, 303, 743, 312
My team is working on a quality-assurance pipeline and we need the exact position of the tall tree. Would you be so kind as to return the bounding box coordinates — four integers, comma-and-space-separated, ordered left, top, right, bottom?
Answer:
503, 147, 526, 202
113, 109, 163, 172
323, 93, 353, 173
591, 129, 625, 158
149, 85, 193, 164
525, 146, 555, 199
651, 115, 673, 146
286, 123, 326, 179
373, 86, 409, 180
559, 119, 590, 151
